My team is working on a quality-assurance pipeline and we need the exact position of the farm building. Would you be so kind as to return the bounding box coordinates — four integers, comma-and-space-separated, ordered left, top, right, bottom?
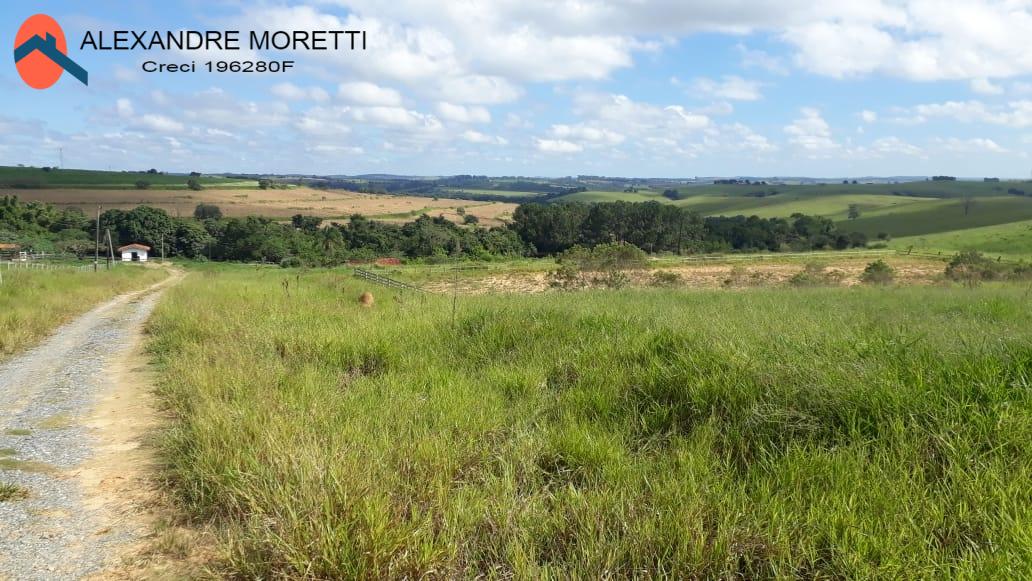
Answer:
118, 243, 150, 262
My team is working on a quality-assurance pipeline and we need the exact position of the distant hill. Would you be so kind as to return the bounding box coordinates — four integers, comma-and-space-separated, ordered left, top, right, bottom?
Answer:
0, 166, 256, 189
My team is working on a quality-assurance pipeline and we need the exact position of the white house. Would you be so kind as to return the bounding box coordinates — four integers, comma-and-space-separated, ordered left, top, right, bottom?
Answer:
118, 243, 150, 262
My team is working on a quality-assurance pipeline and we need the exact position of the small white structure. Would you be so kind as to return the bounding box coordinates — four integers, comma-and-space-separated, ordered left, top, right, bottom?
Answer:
118, 243, 150, 262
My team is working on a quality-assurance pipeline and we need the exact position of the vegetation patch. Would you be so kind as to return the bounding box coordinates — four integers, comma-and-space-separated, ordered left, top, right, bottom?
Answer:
0, 482, 29, 502
148, 268, 1032, 578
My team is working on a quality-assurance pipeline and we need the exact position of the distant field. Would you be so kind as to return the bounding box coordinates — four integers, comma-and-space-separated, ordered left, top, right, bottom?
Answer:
673, 193, 937, 219
441, 188, 547, 198
14, 187, 517, 227
890, 220, 1032, 260
0, 166, 254, 189
839, 196, 1032, 238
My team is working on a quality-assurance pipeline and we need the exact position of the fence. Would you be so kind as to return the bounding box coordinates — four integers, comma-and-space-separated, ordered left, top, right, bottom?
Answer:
353, 268, 429, 293
1, 260, 97, 272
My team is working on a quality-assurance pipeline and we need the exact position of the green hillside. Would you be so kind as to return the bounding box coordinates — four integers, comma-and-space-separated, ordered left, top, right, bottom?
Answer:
0, 166, 256, 189
838, 196, 1032, 238
890, 220, 1032, 260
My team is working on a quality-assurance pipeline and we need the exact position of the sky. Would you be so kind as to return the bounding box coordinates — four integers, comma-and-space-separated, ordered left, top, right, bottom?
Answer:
1, 0, 1031, 178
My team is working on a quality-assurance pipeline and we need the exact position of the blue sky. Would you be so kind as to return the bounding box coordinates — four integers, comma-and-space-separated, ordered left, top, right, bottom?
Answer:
2, 0, 1031, 177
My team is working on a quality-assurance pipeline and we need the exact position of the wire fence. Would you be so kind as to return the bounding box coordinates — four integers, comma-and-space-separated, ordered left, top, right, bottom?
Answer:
0, 260, 98, 272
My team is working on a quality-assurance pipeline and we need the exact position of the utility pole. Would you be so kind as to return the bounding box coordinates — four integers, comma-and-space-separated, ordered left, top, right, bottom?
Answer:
105, 229, 116, 269
94, 206, 100, 272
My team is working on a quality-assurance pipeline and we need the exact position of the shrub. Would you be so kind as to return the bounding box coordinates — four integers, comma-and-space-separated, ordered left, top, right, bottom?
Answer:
789, 262, 834, 287
650, 270, 681, 287
187, 178, 203, 191
462, 214, 479, 225
860, 259, 895, 285
135, 180, 150, 190
280, 256, 302, 268
945, 251, 999, 286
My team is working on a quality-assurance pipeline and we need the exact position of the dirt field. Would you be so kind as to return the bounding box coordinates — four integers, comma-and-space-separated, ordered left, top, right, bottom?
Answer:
14, 188, 517, 227
422, 257, 947, 294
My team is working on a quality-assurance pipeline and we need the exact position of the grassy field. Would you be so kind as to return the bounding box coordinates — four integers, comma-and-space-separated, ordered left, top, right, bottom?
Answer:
149, 266, 1032, 577
0, 265, 166, 361
0, 166, 254, 189
842, 196, 1032, 238
890, 220, 1032, 260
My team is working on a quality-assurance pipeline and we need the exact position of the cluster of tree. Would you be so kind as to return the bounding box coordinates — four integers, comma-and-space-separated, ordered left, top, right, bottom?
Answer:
931, 176, 957, 181
0, 195, 93, 253
713, 179, 769, 185
511, 201, 869, 255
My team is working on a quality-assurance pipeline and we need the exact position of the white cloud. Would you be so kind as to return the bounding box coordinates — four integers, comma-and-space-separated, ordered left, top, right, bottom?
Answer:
135, 114, 183, 134
550, 124, 625, 145
535, 138, 583, 153
898, 100, 1032, 127
436, 102, 491, 124
970, 78, 1003, 96
735, 43, 789, 75
940, 137, 1007, 153
784, 107, 838, 152
462, 130, 507, 145
272, 83, 330, 102
870, 136, 922, 156
116, 98, 134, 118
692, 76, 763, 101
338, 82, 404, 106
860, 110, 878, 123
350, 106, 443, 132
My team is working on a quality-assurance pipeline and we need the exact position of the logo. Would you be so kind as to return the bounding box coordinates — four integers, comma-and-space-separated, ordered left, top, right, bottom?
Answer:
13, 14, 88, 89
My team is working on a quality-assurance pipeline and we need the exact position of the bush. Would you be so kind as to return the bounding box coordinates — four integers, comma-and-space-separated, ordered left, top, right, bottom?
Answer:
187, 178, 203, 191
860, 260, 895, 285
462, 214, 479, 225
945, 251, 999, 285
650, 270, 681, 287
280, 256, 302, 268
135, 180, 150, 190
789, 262, 841, 287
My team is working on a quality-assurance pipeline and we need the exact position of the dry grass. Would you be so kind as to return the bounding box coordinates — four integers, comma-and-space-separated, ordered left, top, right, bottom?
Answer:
17, 188, 517, 227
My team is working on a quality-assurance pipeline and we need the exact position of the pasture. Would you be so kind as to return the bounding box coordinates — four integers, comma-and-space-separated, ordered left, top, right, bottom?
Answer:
148, 264, 1032, 578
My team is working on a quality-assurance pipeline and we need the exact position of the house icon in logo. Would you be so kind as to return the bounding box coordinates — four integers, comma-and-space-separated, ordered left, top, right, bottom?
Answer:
13, 14, 88, 89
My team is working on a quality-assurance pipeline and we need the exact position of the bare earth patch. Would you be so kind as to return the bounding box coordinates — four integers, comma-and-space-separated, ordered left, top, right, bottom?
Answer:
423, 257, 947, 295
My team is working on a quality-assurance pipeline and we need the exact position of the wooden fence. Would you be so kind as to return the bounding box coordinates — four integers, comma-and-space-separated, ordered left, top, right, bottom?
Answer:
353, 268, 429, 293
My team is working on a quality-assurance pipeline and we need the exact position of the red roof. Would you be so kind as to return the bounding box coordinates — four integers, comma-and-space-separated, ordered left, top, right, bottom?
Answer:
117, 243, 151, 251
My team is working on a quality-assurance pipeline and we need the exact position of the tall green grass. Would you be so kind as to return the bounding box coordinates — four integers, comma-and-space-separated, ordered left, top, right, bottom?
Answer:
149, 267, 1032, 578
0, 266, 166, 361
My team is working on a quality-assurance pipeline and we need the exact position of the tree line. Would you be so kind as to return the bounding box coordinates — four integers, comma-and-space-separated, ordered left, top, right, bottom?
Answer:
2, 195, 869, 265
511, 201, 868, 255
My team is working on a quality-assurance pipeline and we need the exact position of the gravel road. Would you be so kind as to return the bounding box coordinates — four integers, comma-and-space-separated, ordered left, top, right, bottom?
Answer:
0, 274, 176, 580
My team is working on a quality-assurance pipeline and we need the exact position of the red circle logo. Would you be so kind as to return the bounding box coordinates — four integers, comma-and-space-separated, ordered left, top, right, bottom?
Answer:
14, 14, 68, 89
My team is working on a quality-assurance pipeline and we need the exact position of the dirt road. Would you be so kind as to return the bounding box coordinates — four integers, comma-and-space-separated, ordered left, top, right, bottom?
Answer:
0, 272, 180, 580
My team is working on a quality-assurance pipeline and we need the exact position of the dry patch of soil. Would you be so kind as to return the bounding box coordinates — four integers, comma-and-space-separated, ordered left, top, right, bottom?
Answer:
423, 257, 946, 295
